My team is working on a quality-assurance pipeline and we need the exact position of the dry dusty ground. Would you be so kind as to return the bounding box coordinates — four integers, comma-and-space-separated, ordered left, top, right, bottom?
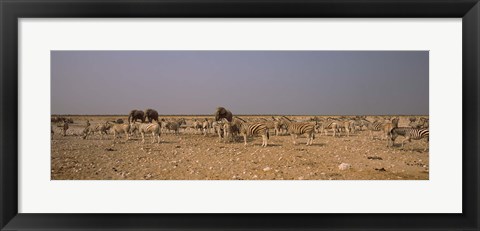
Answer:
51, 115, 429, 180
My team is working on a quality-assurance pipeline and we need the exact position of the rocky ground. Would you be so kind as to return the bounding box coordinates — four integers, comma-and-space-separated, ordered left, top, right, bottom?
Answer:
51, 116, 429, 180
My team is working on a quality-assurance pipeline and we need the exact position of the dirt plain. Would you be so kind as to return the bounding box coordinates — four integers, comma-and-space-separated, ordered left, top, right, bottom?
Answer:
51, 115, 429, 180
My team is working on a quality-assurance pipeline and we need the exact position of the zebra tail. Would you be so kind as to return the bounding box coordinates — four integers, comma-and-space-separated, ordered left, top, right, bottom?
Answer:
267, 131, 270, 140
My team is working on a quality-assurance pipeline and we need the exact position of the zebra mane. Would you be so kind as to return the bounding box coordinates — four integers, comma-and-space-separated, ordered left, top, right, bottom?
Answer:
234, 116, 247, 123
280, 116, 292, 122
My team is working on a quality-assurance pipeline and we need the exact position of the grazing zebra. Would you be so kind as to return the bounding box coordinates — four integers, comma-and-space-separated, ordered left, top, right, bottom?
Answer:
410, 117, 429, 129
164, 118, 186, 135
320, 119, 341, 137
222, 117, 246, 142
82, 122, 112, 140
351, 118, 365, 132
336, 119, 355, 137
137, 122, 161, 143
280, 117, 317, 145
108, 122, 131, 141
389, 127, 429, 151
224, 118, 269, 147
273, 120, 288, 136
361, 119, 385, 140
259, 118, 278, 136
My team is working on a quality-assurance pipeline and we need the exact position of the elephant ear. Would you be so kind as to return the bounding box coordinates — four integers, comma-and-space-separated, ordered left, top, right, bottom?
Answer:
215, 107, 225, 121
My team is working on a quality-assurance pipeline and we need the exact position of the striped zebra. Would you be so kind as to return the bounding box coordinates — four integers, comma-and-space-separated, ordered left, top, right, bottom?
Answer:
280, 117, 317, 145
223, 117, 248, 142
274, 120, 287, 136
382, 117, 399, 146
224, 119, 270, 147
361, 119, 385, 140
389, 127, 429, 151
108, 122, 130, 141
259, 118, 279, 136
137, 122, 161, 143
164, 118, 186, 135
82, 122, 112, 140
410, 117, 429, 129
192, 119, 203, 134
320, 119, 343, 137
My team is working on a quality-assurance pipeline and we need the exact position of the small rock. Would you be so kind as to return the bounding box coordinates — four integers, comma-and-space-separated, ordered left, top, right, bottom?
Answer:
338, 163, 351, 170
263, 167, 272, 172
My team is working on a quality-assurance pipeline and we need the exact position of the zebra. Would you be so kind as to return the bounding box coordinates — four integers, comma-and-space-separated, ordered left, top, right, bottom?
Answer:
382, 117, 399, 146
223, 118, 269, 147
222, 117, 246, 142
410, 117, 429, 129
82, 122, 112, 140
137, 122, 161, 143
258, 117, 278, 136
212, 120, 225, 140
280, 117, 317, 145
108, 122, 130, 141
164, 118, 186, 135
202, 118, 212, 136
320, 119, 341, 137
389, 127, 429, 151
192, 119, 203, 134
361, 119, 385, 140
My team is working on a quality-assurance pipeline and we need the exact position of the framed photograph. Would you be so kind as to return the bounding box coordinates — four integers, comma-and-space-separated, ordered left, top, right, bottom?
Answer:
1, 0, 479, 230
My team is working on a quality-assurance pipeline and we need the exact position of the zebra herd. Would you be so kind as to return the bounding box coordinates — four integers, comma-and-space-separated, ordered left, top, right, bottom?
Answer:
53, 107, 429, 151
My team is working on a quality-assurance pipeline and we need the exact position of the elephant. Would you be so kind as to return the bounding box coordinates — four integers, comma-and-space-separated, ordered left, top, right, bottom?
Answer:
128, 110, 145, 123
214, 107, 233, 122
144, 108, 159, 123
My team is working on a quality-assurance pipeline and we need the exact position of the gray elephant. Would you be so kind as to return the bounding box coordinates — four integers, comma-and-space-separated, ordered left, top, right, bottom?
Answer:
128, 110, 145, 123
214, 107, 233, 122
144, 109, 159, 123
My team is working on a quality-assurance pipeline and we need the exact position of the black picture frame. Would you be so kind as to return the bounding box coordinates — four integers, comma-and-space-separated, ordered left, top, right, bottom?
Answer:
1, 0, 479, 230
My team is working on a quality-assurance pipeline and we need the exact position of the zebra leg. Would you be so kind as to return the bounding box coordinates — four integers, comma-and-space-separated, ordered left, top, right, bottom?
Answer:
141, 132, 145, 143
218, 128, 222, 140
243, 134, 247, 146
151, 132, 155, 143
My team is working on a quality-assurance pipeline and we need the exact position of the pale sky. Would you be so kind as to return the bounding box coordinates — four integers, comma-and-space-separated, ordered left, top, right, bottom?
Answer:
51, 51, 428, 115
